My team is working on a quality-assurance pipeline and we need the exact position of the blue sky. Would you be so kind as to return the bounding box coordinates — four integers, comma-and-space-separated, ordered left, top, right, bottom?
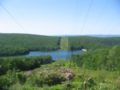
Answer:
0, 0, 120, 35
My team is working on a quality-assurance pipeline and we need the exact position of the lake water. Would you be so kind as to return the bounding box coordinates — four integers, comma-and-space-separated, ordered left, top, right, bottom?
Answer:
26, 50, 82, 60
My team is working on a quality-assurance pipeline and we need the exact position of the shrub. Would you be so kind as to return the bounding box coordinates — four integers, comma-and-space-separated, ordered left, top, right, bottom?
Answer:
0, 56, 53, 75
29, 72, 66, 87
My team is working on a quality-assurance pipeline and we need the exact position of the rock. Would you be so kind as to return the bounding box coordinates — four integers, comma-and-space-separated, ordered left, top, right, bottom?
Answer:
60, 68, 74, 80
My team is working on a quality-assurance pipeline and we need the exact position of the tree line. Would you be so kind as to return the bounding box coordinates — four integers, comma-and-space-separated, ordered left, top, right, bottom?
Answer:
0, 34, 60, 56
72, 45, 120, 71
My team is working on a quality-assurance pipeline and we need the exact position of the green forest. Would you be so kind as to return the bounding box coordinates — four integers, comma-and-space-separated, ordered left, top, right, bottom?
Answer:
0, 34, 60, 56
1, 34, 120, 56
1, 34, 120, 90
68, 36, 120, 50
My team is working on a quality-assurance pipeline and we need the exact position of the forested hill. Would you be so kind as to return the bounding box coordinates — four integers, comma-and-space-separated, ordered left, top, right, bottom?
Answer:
0, 33, 60, 56
1, 33, 120, 56
68, 36, 120, 50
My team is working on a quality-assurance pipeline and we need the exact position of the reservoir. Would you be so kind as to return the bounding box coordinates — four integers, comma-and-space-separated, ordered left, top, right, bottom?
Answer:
26, 50, 83, 60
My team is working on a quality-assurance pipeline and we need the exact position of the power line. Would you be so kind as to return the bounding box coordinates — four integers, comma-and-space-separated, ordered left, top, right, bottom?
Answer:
0, 4, 24, 30
80, 0, 94, 35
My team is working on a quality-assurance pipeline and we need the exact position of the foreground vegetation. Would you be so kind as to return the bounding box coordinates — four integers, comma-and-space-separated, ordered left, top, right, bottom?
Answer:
1, 60, 120, 90
72, 45, 120, 71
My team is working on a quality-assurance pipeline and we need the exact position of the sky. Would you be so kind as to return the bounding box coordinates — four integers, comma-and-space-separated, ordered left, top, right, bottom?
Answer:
0, 0, 120, 35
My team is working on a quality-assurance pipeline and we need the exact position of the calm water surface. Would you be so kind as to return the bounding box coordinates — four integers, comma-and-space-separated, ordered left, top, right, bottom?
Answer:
26, 50, 82, 60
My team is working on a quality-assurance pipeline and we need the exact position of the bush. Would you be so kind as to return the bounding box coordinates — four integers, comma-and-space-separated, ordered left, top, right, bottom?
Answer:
0, 56, 53, 75
17, 73, 27, 84
29, 72, 66, 87
0, 72, 17, 90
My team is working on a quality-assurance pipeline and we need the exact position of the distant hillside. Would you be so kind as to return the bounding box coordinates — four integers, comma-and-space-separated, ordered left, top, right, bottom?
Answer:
68, 36, 120, 50
1, 33, 120, 56
0, 33, 60, 56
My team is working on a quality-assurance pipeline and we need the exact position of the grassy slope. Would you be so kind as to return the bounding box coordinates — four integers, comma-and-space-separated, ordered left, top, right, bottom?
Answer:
8, 60, 120, 90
